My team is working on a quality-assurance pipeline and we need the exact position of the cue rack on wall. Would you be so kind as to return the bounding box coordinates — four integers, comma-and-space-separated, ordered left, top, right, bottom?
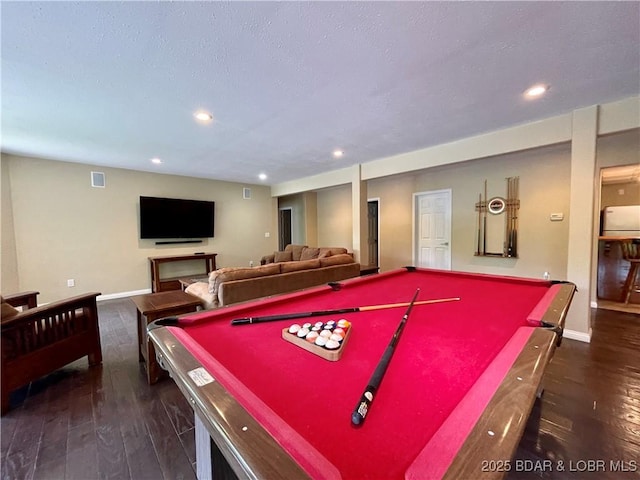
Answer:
475, 176, 520, 258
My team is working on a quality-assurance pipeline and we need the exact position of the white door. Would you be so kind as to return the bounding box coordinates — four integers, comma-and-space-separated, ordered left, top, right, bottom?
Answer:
414, 190, 452, 269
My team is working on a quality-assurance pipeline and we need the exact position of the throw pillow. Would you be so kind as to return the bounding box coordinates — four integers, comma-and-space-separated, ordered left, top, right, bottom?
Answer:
286, 244, 307, 261
185, 282, 217, 308
274, 250, 293, 263
300, 247, 320, 261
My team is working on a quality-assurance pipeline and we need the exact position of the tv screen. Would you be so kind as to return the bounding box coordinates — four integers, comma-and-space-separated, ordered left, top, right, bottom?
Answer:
140, 196, 215, 239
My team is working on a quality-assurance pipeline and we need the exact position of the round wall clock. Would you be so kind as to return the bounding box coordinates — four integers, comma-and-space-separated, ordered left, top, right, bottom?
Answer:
488, 197, 506, 215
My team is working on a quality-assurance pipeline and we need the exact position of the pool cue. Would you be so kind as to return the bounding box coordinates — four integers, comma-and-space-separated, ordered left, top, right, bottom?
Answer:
483, 179, 487, 255
477, 193, 482, 255
351, 289, 420, 426
506, 177, 513, 256
511, 177, 520, 257
230, 297, 460, 325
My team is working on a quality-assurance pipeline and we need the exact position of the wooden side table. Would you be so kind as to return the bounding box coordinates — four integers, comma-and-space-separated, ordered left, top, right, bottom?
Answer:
149, 253, 217, 292
131, 290, 202, 384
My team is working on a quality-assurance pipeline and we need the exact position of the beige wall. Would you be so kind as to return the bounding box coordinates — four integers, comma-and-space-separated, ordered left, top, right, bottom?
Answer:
277, 194, 306, 245
1, 158, 19, 293
316, 185, 353, 248
367, 173, 415, 271
598, 129, 640, 209
364, 143, 572, 279
302, 192, 318, 246
2, 154, 275, 303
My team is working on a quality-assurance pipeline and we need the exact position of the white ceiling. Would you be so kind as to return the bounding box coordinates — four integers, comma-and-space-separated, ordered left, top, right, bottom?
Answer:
2, 1, 639, 186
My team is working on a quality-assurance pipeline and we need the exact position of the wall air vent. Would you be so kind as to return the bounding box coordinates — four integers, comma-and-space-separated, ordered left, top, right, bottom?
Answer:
91, 171, 105, 188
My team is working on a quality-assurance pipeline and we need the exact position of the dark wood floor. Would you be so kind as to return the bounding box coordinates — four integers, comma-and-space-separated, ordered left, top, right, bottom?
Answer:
1, 299, 639, 479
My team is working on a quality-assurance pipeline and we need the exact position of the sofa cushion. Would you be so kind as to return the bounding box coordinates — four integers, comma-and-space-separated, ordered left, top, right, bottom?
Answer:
319, 253, 354, 267
285, 244, 308, 261
318, 247, 348, 258
274, 250, 293, 263
300, 247, 320, 261
280, 258, 321, 273
209, 263, 281, 294
260, 253, 275, 265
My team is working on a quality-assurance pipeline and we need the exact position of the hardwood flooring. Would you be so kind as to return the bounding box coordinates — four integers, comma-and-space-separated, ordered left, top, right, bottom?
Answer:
1, 298, 639, 479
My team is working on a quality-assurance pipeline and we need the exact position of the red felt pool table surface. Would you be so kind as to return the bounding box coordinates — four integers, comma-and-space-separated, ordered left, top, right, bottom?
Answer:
148, 268, 575, 479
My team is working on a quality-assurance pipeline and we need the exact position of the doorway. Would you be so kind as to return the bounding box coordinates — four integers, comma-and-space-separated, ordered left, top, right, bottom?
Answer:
596, 165, 640, 313
413, 189, 452, 269
278, 208, 292, 251
367, 199, 379, 267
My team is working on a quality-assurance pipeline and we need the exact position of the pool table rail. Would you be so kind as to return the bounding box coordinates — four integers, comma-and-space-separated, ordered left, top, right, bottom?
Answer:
147, 275, 576, 480
539, 283, 576, 345
438, 328, 557, 479
150, 326, 311, 480
436, 282, 576, 479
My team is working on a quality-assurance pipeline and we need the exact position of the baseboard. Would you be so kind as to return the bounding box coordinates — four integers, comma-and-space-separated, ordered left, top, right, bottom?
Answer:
563, 328, 591, 343
98, 289, 151, 301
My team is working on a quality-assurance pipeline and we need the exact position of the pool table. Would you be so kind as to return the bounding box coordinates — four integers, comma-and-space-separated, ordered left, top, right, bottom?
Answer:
148, 267, 575, 479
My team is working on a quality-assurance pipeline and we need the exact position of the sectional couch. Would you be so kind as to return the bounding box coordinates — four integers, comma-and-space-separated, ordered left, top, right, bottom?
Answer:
186, 245, 360, 308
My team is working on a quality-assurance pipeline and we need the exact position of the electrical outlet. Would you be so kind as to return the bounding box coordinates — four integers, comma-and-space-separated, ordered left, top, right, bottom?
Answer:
67, 279, 75, 287
265, 232, 270, 238
249, 260, 254, 267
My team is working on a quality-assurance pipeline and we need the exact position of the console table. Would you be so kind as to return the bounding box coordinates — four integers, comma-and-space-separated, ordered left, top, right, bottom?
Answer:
149, 253, 217, 292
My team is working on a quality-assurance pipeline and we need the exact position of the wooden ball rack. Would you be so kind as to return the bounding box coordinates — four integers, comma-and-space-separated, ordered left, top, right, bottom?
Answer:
282, 323, 352, 361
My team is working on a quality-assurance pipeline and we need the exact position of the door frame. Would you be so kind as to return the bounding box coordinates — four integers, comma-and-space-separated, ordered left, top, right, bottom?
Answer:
278, 207, 293, 251
367, 197, 380, 267
412, 189, 452, 269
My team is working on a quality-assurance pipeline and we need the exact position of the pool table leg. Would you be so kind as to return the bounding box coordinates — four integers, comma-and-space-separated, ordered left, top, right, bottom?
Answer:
195, 414, 213, 480
194, 412, 242, 480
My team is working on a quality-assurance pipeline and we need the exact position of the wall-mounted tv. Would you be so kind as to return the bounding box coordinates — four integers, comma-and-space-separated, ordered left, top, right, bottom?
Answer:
140, 196, 215, 239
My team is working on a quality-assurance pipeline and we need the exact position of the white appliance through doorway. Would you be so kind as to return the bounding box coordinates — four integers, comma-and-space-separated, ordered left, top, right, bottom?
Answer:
413, 189, 452, 269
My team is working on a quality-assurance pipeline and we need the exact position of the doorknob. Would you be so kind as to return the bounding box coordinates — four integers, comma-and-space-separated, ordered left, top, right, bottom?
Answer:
440, 242, 449, 246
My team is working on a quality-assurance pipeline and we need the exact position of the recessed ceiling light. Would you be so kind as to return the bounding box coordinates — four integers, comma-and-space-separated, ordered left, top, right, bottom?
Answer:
333, 150, 344, 158
259, 173, 267, 181
194, 110, 213, 122
524, 84, 549, 98
150, 157, 162, 164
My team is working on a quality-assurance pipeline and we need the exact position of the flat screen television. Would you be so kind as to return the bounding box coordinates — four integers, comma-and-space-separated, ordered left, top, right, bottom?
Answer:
140, 196, 215, 239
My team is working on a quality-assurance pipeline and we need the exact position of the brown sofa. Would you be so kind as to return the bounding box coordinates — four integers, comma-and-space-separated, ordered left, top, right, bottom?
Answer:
186, 245, 360, 308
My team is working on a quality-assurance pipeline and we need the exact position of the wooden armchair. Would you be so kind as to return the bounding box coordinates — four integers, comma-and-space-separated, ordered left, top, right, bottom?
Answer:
1, 291, 102, 414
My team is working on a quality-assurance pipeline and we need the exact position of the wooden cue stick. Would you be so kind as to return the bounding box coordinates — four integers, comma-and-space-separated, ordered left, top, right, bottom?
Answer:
483, 179, 487, 255
230, 297, 460, 325
477, 193, 482, 255
506, 177, 512, 256
351, 288, 420, 426
512, 177, 520, 257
